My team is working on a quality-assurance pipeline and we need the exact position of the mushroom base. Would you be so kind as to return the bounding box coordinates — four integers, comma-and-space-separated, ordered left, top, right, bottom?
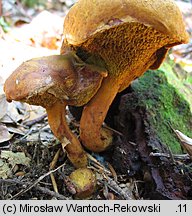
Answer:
80, 76, 119, 152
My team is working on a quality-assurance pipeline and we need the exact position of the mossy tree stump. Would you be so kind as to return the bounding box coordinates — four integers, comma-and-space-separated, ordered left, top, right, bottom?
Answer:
110, 65, 192, 199
69, 62, 192, 199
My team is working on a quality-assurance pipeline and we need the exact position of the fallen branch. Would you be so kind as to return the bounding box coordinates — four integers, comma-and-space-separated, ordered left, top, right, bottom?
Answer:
0, 178, 68, 200
9, 163, 65, 199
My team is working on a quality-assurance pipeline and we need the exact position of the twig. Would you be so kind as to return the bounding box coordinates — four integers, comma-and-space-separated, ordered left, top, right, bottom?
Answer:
49, 149, 61, 193
150, 152, 190, 160
0, 178, 68, 200
32, 143, 40, 163
10, 163, 65, 200
24, 114, 47, 127
20, 127, 37, 140
107, 177, 133, 200
167, 145, 175, 163
87, 153, 111, 175
35, 185, 68, 200
107, 162, 118, 182
98, 176, 133, 200
87, 153, 133, 199
103, 124, 123, 136
6, 114, 29, 129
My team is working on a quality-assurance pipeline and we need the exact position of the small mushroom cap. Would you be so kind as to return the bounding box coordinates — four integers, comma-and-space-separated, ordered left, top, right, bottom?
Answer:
4, 54, 106, 107
64, 0, 189, 46
69, 168, 96, 199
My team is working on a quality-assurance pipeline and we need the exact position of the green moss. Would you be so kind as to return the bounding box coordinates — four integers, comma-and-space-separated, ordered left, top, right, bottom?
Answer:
185, 76, 192, 85
160, 61, 192, 110
131, 68, 192, 154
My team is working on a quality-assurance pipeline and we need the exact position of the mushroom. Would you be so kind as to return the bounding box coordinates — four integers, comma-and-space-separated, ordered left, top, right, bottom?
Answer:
4, 52, 107, 168
69, 167, 96, 199
61, 0, 189, 152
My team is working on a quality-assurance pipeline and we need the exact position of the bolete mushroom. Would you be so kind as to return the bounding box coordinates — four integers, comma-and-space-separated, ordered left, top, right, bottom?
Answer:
61, 0, 189, 152
69, 167, 96, 199
4, 53, 107, 168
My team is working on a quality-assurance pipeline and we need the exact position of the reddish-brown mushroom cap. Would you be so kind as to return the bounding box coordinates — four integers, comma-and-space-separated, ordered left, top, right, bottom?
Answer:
4, 53, 107, 167
63, 0, 189, 46
62, 0, 189, 152
4, 53, 106, 107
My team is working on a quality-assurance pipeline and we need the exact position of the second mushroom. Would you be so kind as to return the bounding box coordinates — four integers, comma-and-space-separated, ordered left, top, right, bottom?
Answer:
4, 53, 107, 168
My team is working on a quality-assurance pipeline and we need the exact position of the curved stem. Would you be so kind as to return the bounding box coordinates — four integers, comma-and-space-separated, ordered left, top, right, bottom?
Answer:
80, 76, 120, 152
46, 101, 87, 168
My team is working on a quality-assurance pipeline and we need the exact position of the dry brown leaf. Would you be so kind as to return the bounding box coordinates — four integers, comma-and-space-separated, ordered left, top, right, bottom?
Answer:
0, 94, 8, 120
175, 130, 192, 156
1, 150, 31, 167
1, 101, 24, 124
7, 126, 27, 136
22, 105, 46, 122
0, 159, 12, 179
26, 129, 54, 142
7, 11, 63, 49
0, 123, 13, 143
